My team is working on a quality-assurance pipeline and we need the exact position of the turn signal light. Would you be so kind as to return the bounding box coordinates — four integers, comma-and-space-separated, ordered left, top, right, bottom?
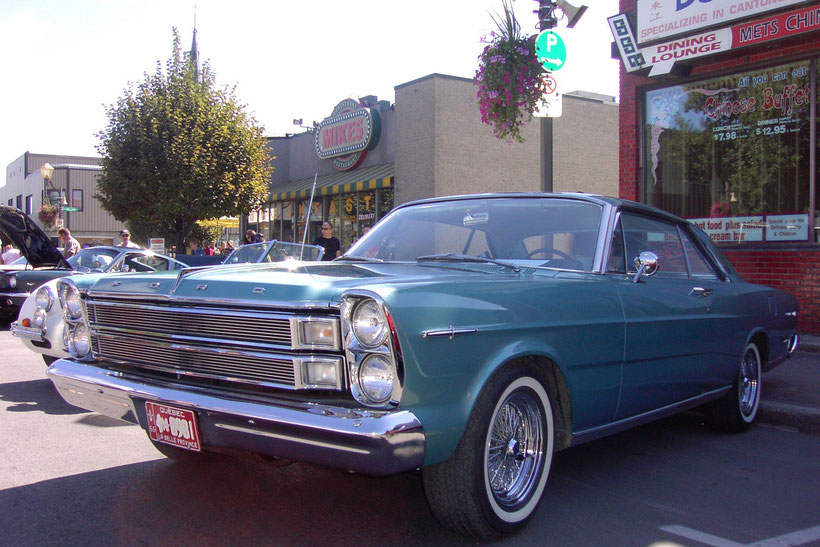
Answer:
21, 318, 31, 327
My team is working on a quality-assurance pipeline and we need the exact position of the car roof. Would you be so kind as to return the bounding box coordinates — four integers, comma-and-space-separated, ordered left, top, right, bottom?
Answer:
395, 193, 686, 224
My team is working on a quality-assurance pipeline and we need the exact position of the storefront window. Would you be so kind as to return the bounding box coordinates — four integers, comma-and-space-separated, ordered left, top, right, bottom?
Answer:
645, 60, 812, 243
281, 201, 294, 243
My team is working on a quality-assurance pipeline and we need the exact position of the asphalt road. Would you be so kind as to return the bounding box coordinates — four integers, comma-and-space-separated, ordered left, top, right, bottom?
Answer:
1, 324, 819, 546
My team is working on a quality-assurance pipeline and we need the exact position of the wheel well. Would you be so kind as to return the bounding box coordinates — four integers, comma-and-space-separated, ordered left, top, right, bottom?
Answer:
504, 356, 573, 451
751, 331, 769, 368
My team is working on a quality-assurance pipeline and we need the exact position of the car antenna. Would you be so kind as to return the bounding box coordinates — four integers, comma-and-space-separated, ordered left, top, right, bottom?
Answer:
300, 173, 318, 260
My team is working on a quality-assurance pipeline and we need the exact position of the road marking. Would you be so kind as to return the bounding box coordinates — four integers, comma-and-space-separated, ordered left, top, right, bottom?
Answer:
660, 524, 820, 546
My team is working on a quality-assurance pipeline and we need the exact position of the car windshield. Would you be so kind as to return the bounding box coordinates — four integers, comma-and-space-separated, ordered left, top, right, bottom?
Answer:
344, 197, 603, 271
222, 241, 323, 264
68, 248, 120, 271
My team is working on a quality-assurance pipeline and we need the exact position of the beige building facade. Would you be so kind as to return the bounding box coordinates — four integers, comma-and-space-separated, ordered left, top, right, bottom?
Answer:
253, 73, 619, 252
2, 152, 123, 246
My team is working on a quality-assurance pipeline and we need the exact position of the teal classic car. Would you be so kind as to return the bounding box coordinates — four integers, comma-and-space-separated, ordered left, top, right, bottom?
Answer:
46, 194, 799, 539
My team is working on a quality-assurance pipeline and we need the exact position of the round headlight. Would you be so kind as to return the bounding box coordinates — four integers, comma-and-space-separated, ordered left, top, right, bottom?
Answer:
32, 308, 47, 329
351, 299, 388, 347
9, 276, 17, 288
63, 285, 83, 320
35, 286, 54, 311
69, 323, 90, 358
358, 354, 394, 404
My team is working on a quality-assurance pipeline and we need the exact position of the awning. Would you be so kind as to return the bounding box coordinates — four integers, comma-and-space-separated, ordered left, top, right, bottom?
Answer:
269, 162, 393, 202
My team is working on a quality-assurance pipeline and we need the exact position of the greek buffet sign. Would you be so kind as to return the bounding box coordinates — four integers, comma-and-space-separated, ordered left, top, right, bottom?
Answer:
691, 213, 809, 242
610, 2, 820, 76
315, 99, 381, 171
637, 0, 806, 44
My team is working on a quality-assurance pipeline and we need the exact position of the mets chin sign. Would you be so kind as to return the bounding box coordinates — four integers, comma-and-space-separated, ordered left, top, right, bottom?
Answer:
315, 99, 381, 170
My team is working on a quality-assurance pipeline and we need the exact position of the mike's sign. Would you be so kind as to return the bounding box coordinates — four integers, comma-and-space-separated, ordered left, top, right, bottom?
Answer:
315, 99, 381, 170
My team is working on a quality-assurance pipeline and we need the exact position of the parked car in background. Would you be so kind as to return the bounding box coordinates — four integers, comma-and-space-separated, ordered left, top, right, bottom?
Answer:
43, 193, 798, 539
0, 255, 28, 272
221, 239, 324, 264
0, 204, 190, 322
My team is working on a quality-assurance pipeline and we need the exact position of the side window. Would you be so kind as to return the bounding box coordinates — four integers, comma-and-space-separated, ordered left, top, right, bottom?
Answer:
621, 214, 688, 277
607, 218, 626, 273
681, 230, 718, 279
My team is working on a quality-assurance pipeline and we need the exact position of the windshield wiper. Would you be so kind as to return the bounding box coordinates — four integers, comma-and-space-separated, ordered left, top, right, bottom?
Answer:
416, 253, 520, 272
336, 255, 384, 263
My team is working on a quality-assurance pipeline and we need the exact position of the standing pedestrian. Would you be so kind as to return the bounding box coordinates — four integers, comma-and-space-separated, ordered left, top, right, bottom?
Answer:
57, 227, 80, 258
313, 222, 341, 261
115, 229, 140, 248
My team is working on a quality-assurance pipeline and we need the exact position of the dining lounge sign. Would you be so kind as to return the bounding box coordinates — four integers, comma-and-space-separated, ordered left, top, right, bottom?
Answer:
315, 99, 382, 170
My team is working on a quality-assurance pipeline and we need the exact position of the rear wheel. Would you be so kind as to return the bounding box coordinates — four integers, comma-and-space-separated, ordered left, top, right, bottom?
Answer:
423, 364, 554, 539
706, 341, 762, 432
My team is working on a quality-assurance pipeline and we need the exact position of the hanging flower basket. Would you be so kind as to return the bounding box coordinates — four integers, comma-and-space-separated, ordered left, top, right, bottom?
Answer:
474, 1, 545, 143
38, 204, 59, 229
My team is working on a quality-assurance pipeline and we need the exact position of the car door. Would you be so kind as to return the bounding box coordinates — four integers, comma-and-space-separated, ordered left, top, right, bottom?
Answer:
607, 212, 732, 420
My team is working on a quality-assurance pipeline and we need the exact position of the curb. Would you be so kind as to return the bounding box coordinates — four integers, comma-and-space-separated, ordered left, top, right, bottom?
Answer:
759, 401, 820, 433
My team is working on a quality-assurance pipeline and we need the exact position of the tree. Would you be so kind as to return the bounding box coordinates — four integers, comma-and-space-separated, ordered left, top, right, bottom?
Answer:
96, 29, 272, 251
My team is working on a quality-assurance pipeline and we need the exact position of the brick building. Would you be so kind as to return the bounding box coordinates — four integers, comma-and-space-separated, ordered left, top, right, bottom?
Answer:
611, 0, 820, 333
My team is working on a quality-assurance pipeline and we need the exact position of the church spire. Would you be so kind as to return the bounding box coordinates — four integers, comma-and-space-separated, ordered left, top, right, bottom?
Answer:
190, 8, 199, 82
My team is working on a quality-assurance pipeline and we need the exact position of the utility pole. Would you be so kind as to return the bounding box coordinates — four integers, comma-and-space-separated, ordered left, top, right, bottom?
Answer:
536, 1, 556, 193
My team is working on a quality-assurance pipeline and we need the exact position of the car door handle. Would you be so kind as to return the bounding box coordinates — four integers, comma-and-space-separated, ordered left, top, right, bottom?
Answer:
689, 287, 713, 297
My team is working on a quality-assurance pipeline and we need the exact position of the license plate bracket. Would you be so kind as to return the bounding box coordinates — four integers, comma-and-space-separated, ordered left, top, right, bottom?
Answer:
145, 401, 201, 451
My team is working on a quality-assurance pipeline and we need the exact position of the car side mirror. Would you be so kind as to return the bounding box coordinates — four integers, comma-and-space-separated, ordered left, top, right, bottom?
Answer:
633, 251, 659, 283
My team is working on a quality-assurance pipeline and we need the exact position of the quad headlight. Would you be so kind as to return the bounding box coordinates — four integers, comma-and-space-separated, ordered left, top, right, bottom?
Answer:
341, 292, 402, 408
59, 282, 83, 320
68, 323, 91, 358
35, 285, 55, 311
351, 299, 388, 348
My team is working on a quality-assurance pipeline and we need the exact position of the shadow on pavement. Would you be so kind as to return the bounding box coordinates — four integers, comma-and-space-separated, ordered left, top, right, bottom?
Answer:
0, 378, 89, 416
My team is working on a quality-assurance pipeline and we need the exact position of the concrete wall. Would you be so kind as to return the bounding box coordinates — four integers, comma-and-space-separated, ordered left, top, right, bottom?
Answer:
394, 74, 618, 205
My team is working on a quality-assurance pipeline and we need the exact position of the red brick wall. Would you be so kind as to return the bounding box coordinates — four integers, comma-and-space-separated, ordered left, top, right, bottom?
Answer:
618, 0, 820, 334
724, 249, 820, 334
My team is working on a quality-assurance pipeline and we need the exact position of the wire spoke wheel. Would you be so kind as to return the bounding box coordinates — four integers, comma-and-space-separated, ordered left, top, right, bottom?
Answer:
738, 345, 761, 418
486, 389, 545, 509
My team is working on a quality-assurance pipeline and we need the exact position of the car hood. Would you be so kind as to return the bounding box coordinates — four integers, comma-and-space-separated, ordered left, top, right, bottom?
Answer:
0, 206, 71, 269
84, 260, 581, 306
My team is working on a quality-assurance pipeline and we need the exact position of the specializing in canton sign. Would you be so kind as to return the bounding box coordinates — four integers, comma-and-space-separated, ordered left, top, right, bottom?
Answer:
637, 0, 806, 45
315, 99, 381, 171
611, 3, 820, 76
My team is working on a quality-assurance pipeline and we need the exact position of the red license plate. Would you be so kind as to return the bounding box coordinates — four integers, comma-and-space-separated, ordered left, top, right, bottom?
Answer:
145, 402, 201, 451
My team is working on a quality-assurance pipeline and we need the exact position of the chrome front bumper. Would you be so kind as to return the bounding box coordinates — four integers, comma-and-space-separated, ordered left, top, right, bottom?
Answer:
10, 321, 45, 342
47, 359, 425, 476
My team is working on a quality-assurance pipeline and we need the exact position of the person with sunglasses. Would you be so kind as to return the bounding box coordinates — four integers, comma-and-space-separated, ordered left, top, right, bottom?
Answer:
312, 222, 340, 261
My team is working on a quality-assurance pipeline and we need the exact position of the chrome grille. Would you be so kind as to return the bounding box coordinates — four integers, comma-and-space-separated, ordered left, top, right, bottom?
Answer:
85, 298, 340, 391
95, 334, 296, 386
87, 301, 292, 346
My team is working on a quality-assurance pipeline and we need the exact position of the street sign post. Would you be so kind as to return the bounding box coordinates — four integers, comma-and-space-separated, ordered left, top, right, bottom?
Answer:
535, 30, 567, 71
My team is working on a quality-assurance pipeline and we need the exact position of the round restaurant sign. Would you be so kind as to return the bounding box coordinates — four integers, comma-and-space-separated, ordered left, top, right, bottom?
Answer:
315, 99, 382, 171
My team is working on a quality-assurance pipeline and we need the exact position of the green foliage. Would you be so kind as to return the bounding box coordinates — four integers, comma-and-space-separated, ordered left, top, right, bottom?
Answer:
96, 28, 272, 250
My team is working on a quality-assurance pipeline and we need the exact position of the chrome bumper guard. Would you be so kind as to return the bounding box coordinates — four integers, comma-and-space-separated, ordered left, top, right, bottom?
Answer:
10, 321, 45, 342
47, 359, 425, 476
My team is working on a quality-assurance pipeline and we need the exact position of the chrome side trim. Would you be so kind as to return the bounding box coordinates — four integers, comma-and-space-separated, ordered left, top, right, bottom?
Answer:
47, 359, 425, 476
570, 386, 731, 446
422, 326, 478, 339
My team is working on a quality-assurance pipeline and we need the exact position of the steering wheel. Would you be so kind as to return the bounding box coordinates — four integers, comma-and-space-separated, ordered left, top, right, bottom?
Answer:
526, 247, 572, 260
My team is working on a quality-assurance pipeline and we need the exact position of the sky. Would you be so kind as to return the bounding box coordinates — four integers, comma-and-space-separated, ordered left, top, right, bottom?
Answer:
0, 0, 621, 186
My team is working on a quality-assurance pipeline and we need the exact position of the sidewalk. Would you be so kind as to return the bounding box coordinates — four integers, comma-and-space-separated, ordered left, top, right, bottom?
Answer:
758, 334, 820, 434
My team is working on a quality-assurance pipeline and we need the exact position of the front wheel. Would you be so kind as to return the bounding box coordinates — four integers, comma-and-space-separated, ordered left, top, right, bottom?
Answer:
422, 365, 555, 539
706, 341, 762, 432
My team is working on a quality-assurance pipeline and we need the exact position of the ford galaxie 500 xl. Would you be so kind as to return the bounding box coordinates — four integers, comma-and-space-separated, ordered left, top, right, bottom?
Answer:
46, 193, 798, 539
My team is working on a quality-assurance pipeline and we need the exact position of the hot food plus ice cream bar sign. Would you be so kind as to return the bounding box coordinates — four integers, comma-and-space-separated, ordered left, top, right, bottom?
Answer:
315, 98, 382, 171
